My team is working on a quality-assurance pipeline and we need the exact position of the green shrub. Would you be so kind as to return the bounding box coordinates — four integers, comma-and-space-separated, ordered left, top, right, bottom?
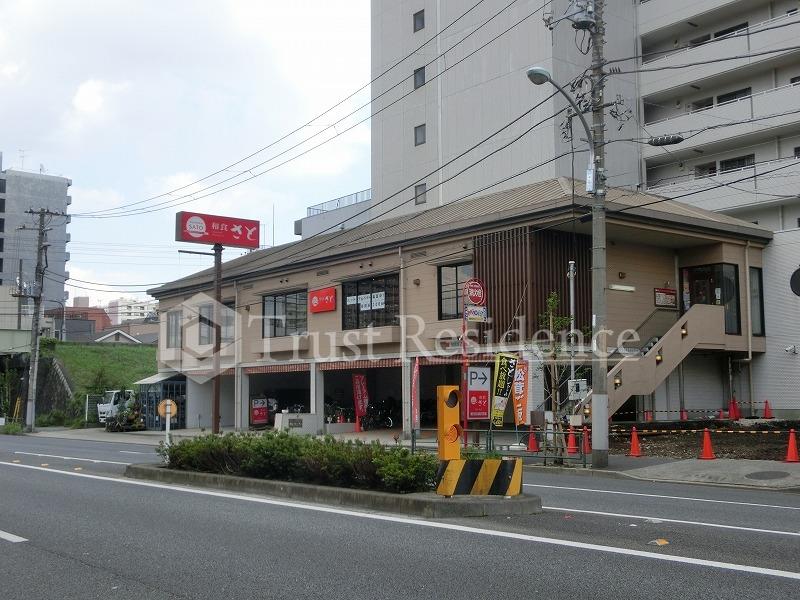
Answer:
159, 432, 437, 493
35, 410, 66, 428
1, 422, 23, 435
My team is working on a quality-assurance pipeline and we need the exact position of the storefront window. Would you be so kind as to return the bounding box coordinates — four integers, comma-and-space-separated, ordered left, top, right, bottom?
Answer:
438, 262, 474, 320
681, 263, 740, 334
750, 267, 765, 336
342, 274, 400, 329
263, 291, 307, 338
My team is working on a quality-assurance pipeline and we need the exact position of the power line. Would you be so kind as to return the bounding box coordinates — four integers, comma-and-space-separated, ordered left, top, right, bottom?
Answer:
612, 44, 800, 75
73, 1, 556, 219
75, 0, 502, 217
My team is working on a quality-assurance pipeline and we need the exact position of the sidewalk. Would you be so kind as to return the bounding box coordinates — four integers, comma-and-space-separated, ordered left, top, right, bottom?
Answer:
24, 427, 800, 491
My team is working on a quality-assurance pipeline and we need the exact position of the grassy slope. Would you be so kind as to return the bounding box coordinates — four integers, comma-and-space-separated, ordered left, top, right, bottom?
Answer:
43, 342, 157, 394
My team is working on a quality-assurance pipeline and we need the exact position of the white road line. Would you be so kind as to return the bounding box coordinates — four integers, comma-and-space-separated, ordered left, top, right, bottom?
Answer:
13, 452, 130, 466
2, 461, 800, 582
119, 451, 152, 455
542, 506, 800, 537
524, 483, 800, 511
0, 529, 28, 543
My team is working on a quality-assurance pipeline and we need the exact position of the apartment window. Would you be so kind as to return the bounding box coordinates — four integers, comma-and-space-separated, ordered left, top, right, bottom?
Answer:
0, 198, 4, 212
797, 217, 800, 228
198, 304, 213, 346
791, 76, 800, 85
263, 291, 307, 338
681, 264, 741, 335
166, 310, 182, 348
0, 219, 4, 233
414, 66, 426, 89
438, 263, 474, 320
414, 183, 427, 205
0, 238, 4, 253
794, 146, 800, 158
788, 8, 798, 15
342, 274, 400, 329
714, 22, 748, 38
750, 267, 765, 337
221, 302, 235, 343
0, 179, 5, 193
414, 123, 426, 146
716, 87, 751, 105
690, 97, 713, 111
694, 161, 717, 178
720, 154, 755, 173
413, 9, 425, 32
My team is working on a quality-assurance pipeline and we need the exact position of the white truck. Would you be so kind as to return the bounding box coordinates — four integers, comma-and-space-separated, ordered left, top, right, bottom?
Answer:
97, 390, 135, 424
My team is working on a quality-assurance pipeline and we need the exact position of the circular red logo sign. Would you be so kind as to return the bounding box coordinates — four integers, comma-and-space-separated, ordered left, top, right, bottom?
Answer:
464, 278, 486, 306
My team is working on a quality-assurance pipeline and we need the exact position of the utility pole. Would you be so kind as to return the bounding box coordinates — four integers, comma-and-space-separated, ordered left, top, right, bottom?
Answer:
589, 0, 609, 468
15, 208, 66, 431
212, 243, 222, 434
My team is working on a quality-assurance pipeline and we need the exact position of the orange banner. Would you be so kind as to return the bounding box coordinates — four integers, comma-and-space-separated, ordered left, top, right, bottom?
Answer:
512, 361, 528, 426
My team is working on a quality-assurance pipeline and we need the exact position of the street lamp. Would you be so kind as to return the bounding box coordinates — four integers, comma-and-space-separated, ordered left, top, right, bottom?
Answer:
47, 299, 67, 341
526, 67, 595, 193
527, 65, 608, 467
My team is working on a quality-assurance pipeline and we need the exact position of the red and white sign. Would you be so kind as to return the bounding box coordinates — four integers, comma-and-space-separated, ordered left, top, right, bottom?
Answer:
352, 373, 369, 418
512, 361, 528, 426
175, 211, 260, 249
251, 397, 269, 426
463, 278, 486, 306
309, 287, 337, 313
411, 357, 420, 429
466, 366, 491, 420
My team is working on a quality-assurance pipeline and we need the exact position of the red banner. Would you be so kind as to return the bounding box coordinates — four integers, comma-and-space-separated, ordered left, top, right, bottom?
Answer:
251, 397, 269, 426
309, 287, 337, 313
352, 373, 369, 418
175, 211, 260, 249
512, 361, 528, 426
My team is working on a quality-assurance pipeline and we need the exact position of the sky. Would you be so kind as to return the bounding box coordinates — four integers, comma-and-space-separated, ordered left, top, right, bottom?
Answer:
0, 0, 371, 306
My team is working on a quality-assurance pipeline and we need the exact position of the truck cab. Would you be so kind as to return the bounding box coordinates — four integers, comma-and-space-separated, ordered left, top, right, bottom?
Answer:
97, 390, 135, 423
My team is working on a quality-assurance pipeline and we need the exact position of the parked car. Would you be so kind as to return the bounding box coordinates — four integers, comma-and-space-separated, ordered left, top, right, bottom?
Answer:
97, 390, 135, 424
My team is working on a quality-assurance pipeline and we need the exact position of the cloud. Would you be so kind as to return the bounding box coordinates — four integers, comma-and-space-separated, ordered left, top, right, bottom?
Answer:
0, 63, 20, 78
63, 79, 130, 131
69, 186, 128, 213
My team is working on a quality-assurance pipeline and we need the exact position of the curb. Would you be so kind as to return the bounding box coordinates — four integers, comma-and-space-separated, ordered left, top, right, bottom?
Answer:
125, 464, 543, 518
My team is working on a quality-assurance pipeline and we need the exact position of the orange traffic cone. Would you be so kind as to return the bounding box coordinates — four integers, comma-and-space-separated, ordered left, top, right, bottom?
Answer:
680, 408, 688, 421
582, 426, 591, 455
527, 425, 540, 452
763, 400, 774, 419
718, 408, 726, 420
785, 429, 799, 463
566, 426, 579, 454
699, 428, 716, 460
627, 427, 642, 457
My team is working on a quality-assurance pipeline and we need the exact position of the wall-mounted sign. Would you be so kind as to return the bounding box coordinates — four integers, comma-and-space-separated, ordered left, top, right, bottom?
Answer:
309, 287, 337, 313
175, 211, 260, 249
654, 287, 678, 308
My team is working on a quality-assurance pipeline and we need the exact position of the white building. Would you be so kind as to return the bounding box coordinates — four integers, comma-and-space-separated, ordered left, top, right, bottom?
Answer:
107, 297, 158, 325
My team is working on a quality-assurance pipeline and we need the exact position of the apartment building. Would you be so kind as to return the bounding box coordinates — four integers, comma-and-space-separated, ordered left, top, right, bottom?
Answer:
107, 297, 158, 325
151, 179, 774, 433
0, 152, 71, 314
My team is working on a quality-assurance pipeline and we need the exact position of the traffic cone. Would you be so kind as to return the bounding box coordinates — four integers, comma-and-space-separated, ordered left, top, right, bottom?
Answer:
699, 428, 716, 460
680, 408, 688, 421
718, 408, 726, 420
785, 429, 799, 463
733, 398, 741, 420
627, 427, 642, 457
582, 426, 591, 455
763, 400, 774, 419
527, 425, 540, 452
566, 426, 579, 454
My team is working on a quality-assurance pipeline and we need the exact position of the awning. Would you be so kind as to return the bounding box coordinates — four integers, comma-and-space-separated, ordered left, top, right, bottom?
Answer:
419, 353, 497, 365
318, 358, 401, 371
134, 372, 181, 385
245, 364, 310, 374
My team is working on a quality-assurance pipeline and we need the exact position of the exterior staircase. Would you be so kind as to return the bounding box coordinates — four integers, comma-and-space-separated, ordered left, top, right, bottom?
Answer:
576, 304, 727, 418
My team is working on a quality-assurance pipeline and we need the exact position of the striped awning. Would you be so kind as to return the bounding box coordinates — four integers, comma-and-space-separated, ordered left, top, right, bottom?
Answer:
419, 353, 498, 365
245, 363, 310, 374
181, 368, 235, 377
318, 358, 401, 371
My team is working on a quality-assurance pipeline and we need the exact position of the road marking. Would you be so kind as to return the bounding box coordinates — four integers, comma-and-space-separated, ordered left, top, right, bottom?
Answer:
2, 461, 800, 581
119, 451, 152, 455
524, 483, 800, 511
0, 529, 27, 543
542, 506, 800, 537
14, 452, 130, 466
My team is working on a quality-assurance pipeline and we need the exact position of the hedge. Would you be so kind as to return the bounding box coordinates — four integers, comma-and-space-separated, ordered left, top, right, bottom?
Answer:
157, 431, 438, 494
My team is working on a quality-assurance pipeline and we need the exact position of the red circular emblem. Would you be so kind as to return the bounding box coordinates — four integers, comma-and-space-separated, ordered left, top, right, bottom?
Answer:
463, 278, 486, 306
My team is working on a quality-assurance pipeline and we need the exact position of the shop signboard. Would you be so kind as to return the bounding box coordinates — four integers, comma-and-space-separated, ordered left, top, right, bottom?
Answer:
352, 373, 369, 418
511, 362, 528, 426
491, 353, 518, 427
175, 211, 260, 249
309, 287, 337, 313
654, 287, 677, 308
464, 305, 488, 323
466, 366, 490, 420
463, 278, 486, 306
251, 397, 269, 426
411, 357, 420, 429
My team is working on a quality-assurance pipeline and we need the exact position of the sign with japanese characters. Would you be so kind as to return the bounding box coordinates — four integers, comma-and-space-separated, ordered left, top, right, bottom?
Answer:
511, 362, 528, 426
654, 287, 677, 308
309, 287, 337, 313
352, 373, 369, 418
175, 211, 260, 249
491, 353, 518, 427
466, 366, 491, 420
251, 397, 269, 426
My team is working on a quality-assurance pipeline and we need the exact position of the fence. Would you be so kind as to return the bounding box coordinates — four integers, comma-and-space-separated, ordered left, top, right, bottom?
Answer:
85, 394, 102, 423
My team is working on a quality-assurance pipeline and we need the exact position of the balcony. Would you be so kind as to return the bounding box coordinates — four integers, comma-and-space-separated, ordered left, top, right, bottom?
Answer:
643, 84, 800, 159
639, 0, 747, 37
646, 156, 800, 212
640, 13, 800, 97
306, 189, 372, 217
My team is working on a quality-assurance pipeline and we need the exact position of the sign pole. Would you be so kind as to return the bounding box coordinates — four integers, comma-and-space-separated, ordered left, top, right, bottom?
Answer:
461, 304, 468, 448
165, 400, 171, 447
212, 243, 223, 435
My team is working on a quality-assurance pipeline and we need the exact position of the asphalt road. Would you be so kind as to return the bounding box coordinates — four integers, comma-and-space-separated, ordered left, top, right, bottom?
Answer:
1, 435, 799, 599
